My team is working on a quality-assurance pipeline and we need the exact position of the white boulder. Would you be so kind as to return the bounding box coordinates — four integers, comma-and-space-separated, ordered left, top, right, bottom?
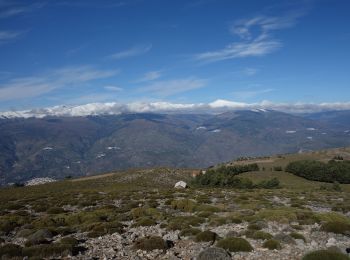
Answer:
174, 181, 187, 189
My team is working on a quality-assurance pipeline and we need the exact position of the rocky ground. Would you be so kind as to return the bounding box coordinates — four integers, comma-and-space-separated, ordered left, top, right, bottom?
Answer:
71, 221, 350, 259
1, 167, 350, 259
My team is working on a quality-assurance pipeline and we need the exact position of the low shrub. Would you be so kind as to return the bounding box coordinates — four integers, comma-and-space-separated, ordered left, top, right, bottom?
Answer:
132, 217, 157, 227
171, 199, 196, 212
133, 236, 168, 251
302, 249, 349, 260
256, 178, 280, 189
25, 229, 53, 246
216, 237, 253, 252
0, 243, 23, 257
167, 216, 205, 231
263, 239, 282, 250
47, 207, 66, 214
197, 211, 214, 218
195, 230, 217, 242
321, 221, 350, 235
196, 204, 220, 213
59, 237, 79, 246
246, 230, 273, 240
247, 223, 262, 230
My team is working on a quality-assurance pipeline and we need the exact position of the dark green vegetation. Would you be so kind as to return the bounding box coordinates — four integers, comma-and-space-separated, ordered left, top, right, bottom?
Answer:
262, 239, 282, 250
216, 237, 253, 252
192, 164, 280, 189
2, 110, 350, 185
286, 160, 350, 183
133, 236, 169, 251
302, 249, 349, 260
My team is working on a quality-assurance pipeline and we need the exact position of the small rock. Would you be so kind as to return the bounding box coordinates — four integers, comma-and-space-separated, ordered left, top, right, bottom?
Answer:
163, 232, 179, 241
326, 237, 337, 247
295, 239, 305, 249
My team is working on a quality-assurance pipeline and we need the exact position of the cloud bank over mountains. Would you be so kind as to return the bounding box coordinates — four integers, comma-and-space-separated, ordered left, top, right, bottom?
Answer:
1, 99, 350, 118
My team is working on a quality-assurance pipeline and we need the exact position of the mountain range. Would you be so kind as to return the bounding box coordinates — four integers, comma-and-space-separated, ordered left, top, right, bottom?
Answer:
0, 109, 350, 186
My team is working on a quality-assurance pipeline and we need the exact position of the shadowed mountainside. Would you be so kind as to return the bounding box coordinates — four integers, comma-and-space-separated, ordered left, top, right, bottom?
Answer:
0, 110, 350, 185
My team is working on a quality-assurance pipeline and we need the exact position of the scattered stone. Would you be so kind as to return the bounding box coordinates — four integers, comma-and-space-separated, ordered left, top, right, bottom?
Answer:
25, 177, 56, 186
226, 231, 239, 238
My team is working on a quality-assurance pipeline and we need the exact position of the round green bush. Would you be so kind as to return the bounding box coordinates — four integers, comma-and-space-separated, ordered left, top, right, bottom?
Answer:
263, 239, 282, 250
216, 237, 253, 252
249, 231, 273, 240
302, 249, 349, 260
195, 230, 218, 242
321, 221, 350, 235
247, 223, 262, 230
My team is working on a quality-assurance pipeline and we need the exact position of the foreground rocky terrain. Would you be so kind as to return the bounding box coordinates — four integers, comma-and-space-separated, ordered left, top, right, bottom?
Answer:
1, 148, 350, 259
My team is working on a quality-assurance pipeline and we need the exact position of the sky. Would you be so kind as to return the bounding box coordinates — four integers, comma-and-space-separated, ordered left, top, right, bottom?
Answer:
0, 0, 350, 112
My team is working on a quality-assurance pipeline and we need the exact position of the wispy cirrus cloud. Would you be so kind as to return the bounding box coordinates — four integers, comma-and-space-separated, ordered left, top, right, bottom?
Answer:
0, 1, 45, 19
109, 44, 152, 60
195, 11, 305, 63
0, 30, 24, 44
104, 85, 123, 91
135, 70, 162, 83
232, 88, 274, 100
139, 77, 207, 97
0, 66, 119, 101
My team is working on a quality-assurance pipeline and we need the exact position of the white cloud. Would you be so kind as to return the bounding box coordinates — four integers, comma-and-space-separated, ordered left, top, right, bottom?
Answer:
232, 88, 274, 100
0, 66, 119, 101
0, 30, 23, 43
139, 77, 207, 97
104, 85, 123, 91
135, 71, 162, 82
196, 39, 281, 63
109, 44, 152, 60
195, 12, 304, 63
0, 2, 45, 18
2, 99, 350, 118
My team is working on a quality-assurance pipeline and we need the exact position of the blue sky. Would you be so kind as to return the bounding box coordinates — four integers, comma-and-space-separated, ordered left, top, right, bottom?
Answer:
0, 0, 350, 112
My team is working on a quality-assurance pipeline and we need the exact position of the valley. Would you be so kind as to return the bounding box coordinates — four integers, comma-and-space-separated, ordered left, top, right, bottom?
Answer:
1, 110, 350, 186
